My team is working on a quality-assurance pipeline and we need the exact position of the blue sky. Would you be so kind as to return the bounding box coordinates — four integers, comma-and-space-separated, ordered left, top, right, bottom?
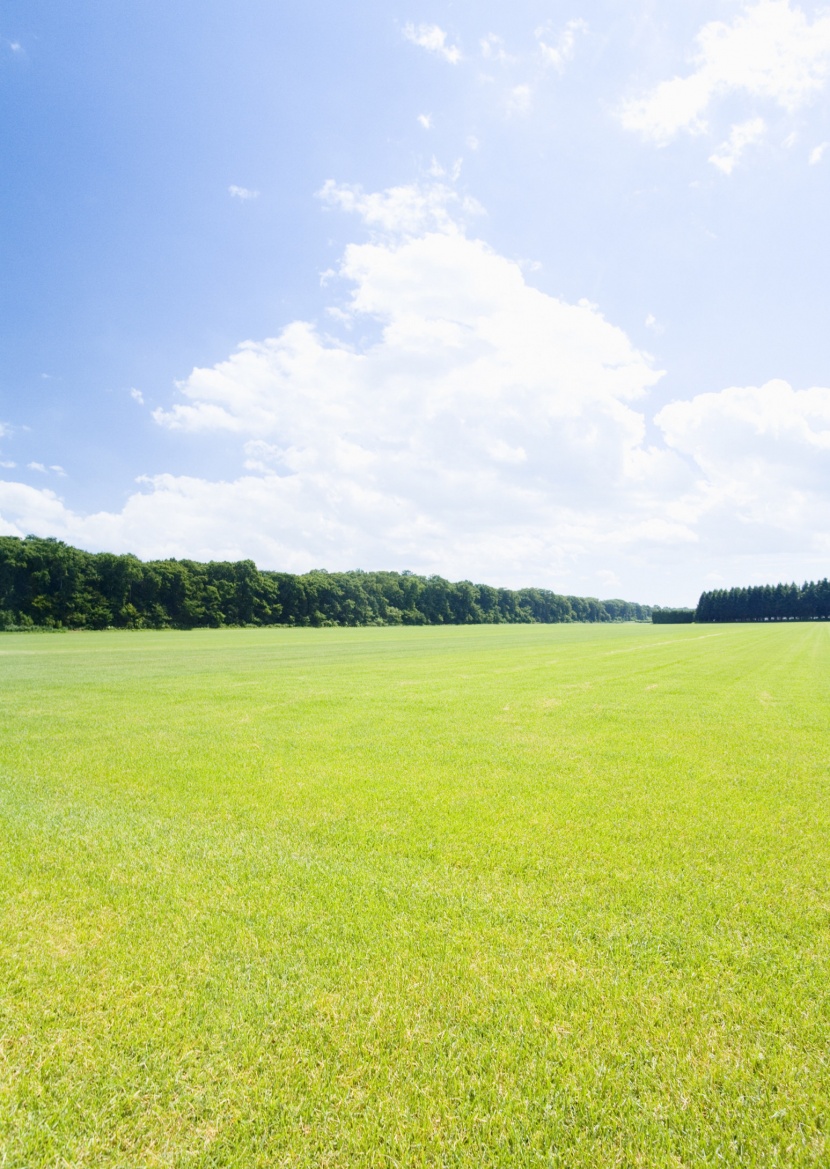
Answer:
2, 0, 830, 604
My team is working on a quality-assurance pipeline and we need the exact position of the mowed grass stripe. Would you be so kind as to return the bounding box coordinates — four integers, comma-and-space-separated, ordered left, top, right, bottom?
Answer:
1, 623, 829, 1166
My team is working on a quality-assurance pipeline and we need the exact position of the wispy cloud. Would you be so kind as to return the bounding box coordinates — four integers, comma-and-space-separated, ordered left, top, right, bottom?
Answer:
417, 113, 432, 130
317, 179, 482, 237
130, 387, 145, 405
403, 23, 461, 65
809, 141, 828, 164
23, 461, 65, 477
229, 185, 260, 200
536, 19, 588, 71
480, 34, 514, 64
644, 314, 665, 335
709, 117, 766, 174
508, 84, 532, 115
620, 0, 830, 145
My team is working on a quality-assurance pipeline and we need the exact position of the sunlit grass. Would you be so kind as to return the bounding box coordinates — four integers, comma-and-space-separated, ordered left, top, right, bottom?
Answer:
1, 623, 829, 1165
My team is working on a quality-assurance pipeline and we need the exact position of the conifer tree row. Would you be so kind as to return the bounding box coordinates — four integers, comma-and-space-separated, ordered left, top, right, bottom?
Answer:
695, 580, 830, 622
0, 536, 652, 631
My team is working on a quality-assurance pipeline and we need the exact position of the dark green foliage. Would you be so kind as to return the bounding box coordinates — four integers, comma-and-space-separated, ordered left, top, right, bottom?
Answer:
0, 536, 652, 630
696, 579, 830, 622
652, 608, 695, 624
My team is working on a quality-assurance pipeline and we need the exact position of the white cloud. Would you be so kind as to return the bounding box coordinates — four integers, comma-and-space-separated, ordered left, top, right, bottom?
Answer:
0, 461, 15, 469
0, 482, 68, 539
656, 380, 830, 541
242, 440, 287, 473
508, 84, 532, 115
480, 34, 514, 64
1, 181, 679, 585
644, 313, 665, 336
466, 135, 480, 151
23, 461, 64, 477
130, 387, 145, 405
229, 185, 260, 200
536, 19, 588, 71
5, 185, 830, 596
417, 113, 432, 130
620, 1, 830, 144
317, 178, 482, 237
809, 141, 828, 163
709, 116, 766, 173
156, 183, 662, 442
658, 380, 830, 459
598, 568, 621, 590
403, 23, 461, 65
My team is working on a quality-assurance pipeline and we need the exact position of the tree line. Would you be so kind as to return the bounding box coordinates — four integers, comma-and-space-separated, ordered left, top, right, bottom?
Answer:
695, 579, 830, 622
0, 537, 653, 631
651, 608, 695, 624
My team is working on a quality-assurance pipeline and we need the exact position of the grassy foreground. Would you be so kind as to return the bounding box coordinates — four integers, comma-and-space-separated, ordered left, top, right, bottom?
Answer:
1, 623, 829, 1166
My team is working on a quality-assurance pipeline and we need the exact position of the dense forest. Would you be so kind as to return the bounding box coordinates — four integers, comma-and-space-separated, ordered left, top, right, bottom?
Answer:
0, 537, 652, 631
696, 580, 830, 622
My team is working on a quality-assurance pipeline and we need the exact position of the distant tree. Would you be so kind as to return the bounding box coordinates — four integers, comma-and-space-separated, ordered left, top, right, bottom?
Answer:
0, 537, 654, 632
695, 579, 830, 623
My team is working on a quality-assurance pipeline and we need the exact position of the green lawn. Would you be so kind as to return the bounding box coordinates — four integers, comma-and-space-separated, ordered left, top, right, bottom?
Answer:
1, 623, 828, 1166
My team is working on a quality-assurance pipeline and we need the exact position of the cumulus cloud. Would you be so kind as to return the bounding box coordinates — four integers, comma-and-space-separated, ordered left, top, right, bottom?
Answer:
4, 184, 830, 595
620, 0, 830, 144
709, 116, 766, 173
0, 482, 68, 539
1, 180, 685, 585
403, 23, 461, 65
536, 18, 588, 71
658, 380, 830, 462
656, 380, 830, 546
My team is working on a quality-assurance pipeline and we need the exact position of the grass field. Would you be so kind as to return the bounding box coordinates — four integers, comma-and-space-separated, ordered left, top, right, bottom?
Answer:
1, 622, 829, 1166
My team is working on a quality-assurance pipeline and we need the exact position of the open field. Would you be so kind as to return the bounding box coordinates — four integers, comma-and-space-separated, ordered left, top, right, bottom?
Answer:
1, 623, 829, 1166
